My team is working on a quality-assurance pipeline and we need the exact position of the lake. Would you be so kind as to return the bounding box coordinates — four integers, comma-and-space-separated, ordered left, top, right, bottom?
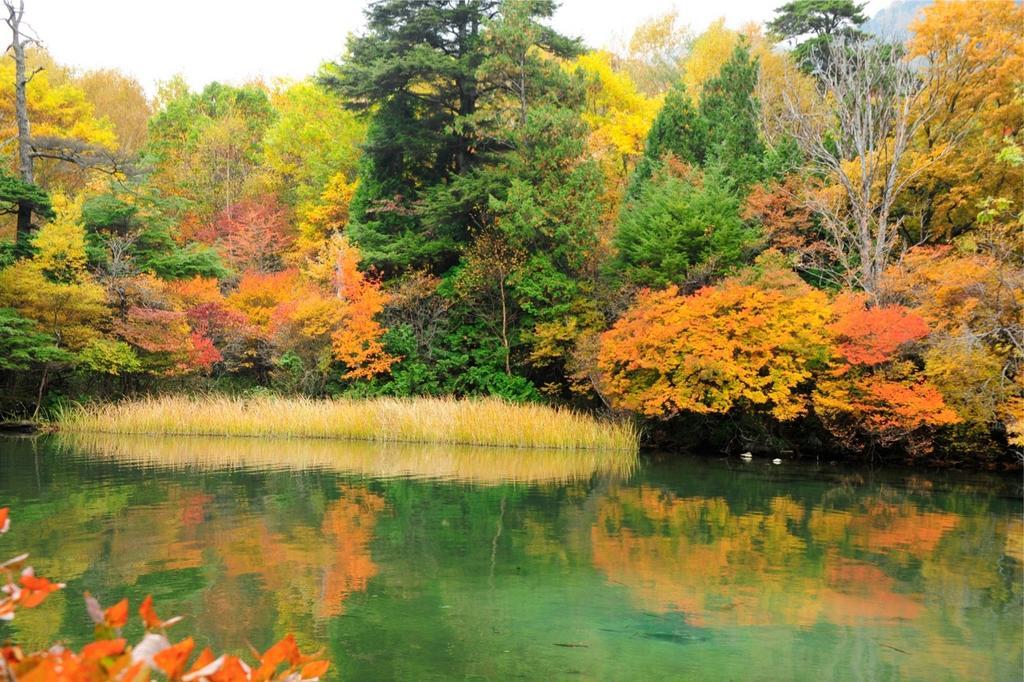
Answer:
1, 434, 1020, 680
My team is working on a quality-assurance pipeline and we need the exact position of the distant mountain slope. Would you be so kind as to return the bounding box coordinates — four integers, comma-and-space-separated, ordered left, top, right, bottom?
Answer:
862, 0, 932, 41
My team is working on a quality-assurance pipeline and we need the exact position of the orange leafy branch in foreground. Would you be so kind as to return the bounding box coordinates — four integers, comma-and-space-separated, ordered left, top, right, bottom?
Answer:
0, 508, 330, 682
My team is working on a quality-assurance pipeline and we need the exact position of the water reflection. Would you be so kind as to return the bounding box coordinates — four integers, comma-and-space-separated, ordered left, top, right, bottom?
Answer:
0, 437, 1019, 680
57, 432, 637, 484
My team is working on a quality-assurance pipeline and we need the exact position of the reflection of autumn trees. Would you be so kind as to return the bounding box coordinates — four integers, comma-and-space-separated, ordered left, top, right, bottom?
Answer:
591, 485, 1006, 627
590, 482, 1021, 677
13, 480, 385, 653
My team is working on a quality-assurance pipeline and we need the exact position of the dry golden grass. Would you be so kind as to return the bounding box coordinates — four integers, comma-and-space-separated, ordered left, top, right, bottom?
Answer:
56, 395, 639, 452
58, 432, 637, 485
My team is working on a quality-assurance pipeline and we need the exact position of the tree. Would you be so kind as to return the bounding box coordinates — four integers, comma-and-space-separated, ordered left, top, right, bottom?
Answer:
3, 0, 37, 240
454, 230, 525, 375
259, 78, 366, 252
616, 10, 691, 96
895, 0, 1024, 242
598, 255, 831, 420
0, 168, 52, 240
882, 242, 1023, 446
681, 19, 739, 99
625, 80, 705, 200
303, 234, 396, 380
202, 197, 295, 273
76, 68, 152, 155
0, 307, 67, 371
325, 0, 578, 275
615, 161, 758, 289
1, 5, 126, 245
324, 0, 498, 273
767, 0, 868, 72
570, 51, 661, 183
146, 81, 275, 221
698, 41, 766, 190
812, 292, 959, 451
0, 195, 108, 412
779, 37, 950, 294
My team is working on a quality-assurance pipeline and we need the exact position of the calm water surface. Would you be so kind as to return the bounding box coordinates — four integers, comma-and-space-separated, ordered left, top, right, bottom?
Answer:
0, 434, 1021, 681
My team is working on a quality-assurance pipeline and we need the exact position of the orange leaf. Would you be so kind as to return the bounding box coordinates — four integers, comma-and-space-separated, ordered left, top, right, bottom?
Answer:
261, 634, 299, 668
18, 572, 64, 608
105, 598, 129, 628
81, 638, 127, 660
120, 660, 152, 682
0, 507, 9, 534
154, 637, 195, 680
301, 660, 330, 679
209, 655, 249, 682
139, 595, 162, 629
187, 647, 216, 674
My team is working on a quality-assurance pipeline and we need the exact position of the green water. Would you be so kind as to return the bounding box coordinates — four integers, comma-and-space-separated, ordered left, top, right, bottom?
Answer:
0, 435, 1021, 681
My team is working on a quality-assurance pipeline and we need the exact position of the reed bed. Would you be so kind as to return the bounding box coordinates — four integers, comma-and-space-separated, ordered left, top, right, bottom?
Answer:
56, 395, 639, 452
58, 433, 637, 485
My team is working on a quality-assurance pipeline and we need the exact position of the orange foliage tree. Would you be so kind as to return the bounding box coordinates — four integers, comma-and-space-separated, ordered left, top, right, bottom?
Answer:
812, 293, 959, 450
882, 243, 1024, 445
224, 236, 396, 384
0, 507, 330, 681
598, 255, 832, 421
599, 257, 960, 452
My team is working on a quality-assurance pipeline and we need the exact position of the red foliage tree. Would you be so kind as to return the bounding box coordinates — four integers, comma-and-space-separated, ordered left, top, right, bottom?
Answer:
201, 197, 295, 273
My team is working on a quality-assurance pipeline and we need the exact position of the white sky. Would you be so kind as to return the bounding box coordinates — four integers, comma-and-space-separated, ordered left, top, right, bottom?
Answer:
27, 0, 894, 94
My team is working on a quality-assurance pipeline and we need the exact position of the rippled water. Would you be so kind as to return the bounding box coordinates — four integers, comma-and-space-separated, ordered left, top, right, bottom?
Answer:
1, 435, 1021, 680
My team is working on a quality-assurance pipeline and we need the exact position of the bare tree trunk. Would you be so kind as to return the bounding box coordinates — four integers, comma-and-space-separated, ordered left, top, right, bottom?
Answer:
32, 363, 47, 420
499, 276, 510, 375
5, 0, 36, 245
777, 38, 958, 295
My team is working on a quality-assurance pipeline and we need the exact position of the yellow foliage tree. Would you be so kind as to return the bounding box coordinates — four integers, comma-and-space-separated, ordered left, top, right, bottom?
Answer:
0, 194, 108, 352
899, 0, 1024, 241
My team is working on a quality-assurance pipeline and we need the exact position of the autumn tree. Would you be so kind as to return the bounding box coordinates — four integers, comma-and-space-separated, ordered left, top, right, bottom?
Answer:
881, 240, 1023, 449
812, 293, 959, 451
303, 234, 396, 380
1, 5, 119, 243
76, 68, 152, 154
570, 51, 661, 186
259, 79, 366, 256
203, 197, 295, 273
0, 195, 108, 412
895, 0, 1024, 242
616, 10, 691, 96
598, 254, 831, 420
146, 80, 275, 221
779, 37, 950, 294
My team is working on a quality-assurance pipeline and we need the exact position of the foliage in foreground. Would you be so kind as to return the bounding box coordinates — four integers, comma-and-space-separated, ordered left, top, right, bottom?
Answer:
0, 507, 330, 681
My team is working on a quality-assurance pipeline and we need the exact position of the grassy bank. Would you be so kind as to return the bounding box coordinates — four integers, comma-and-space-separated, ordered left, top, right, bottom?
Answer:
56, 395, 639, 452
